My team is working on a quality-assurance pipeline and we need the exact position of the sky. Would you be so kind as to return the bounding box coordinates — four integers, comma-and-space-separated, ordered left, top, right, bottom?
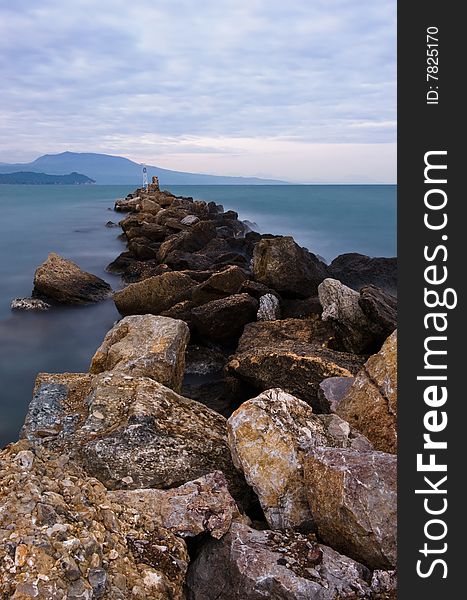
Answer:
0, 0, 396, 183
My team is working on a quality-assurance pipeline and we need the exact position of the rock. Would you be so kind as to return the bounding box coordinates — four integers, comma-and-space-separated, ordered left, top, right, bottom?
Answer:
89, 315, 190, 392
318, 278, 384, 354
181, 215, 200, 226
257, 293, 281, 321
108, 471, 240, 540
184, 344, 227, 376
336, 331, 397, 453
157, 221, 217, 261
114, 197, 139, 212
125, 222, 168, 242
139, 197, 162, 214
0, 442, 189, 600
227, 389, 372, 531
358, 284, 397, 339
317, 376, 355, 413
227, 342, 364, 411
329, 253, 397, 297
252, 236, 328, 298
113, 271, 197, 316
304, 447, 397, 569
33, 253, 112, 304
186, 521, 395, 599
281, 296, 323, 319
192, 294, 258, 341
191, 266, 247, 304
160, 300, 196, 328
11, 297, 51, 311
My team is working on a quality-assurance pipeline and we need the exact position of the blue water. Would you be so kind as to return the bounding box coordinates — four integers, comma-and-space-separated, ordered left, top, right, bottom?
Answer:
0, 184, 395, 446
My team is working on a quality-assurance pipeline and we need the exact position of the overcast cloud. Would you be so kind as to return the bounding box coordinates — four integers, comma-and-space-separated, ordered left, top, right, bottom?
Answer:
0, 0, 396, 182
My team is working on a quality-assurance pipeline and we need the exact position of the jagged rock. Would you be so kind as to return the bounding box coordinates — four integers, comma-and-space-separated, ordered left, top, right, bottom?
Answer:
336, 331, 397, 453
113, 271, 197, 316
240, 279, 280, 301
139, 198, 162, 214
114, 197, 140, 212
160, 300, 196, 328
329, 253, 397, 297
281, 296, 323, 319
124, 222, 168, 242
105, 220, 119, 228
109, 471, 240, 540
181, 215, 200, 226
33, 253, 112, 304
227, 389, 372, 531
0, 441, 189, 600
186, 521, 396, 599
191, 266, 247, 304
227, 342, 364, 411
257, 293, 281, 321
10, 297, 51, 311
89, 315, 190, 392
157, 221, 217, 262
252, 236, 328, 298
318, 278, 384, 353
304, 447, 397, 569
317, 376, 355, 413
358, 285, 397, 339
192, 294, 258, 341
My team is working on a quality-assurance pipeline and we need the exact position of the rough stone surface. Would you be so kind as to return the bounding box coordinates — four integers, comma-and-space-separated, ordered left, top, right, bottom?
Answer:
108, 471, 240, 540
227, 343, 364, 411
113, 271, 197, 316
252, 236, 328, 298
318, 278, 383, 354
227, 389, 372, 530
317, 376, 355, 413
329, 253, 397, 297
89, 315, 189, 392
257, 293, 281, 321
358, 285, 397, 340
181, 215, 200, 226
33, 253, 112, 304
10, 297, 51, 311
192, 293, 258, 341
304, 447, 397, 569
336, 331, 397, 453
191, 266, 247, 304
186, 522, 396, 599
0, 441, 189, 600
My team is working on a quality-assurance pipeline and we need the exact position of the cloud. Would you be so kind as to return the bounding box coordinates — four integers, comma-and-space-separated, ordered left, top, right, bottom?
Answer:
0, 0, 396, 181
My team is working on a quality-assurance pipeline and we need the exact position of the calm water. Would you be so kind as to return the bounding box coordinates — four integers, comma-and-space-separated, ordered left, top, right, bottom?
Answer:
0, 184, 396, 446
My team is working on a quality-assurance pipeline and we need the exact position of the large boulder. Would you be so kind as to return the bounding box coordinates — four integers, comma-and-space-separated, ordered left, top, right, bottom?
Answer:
227, 343, 364, 411
336, 330, 397, 453
329, 253, 397, 297
192, 293, 258, 341
113, 271, 197, 316
0, 441, 189, 600
318, 278, 384, 354
227, 389, 372, 531
252, 236, 328, 298
186, 522, 396, 600
304, 447, 397, 570
358, 284, 397, 339
33, 253, 112, 304
191, 266, 247, 304
89, 315, 189, 392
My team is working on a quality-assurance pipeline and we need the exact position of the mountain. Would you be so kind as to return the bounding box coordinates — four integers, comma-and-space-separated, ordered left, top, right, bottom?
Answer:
0, 171, 95, 185
0, 152, 287, 185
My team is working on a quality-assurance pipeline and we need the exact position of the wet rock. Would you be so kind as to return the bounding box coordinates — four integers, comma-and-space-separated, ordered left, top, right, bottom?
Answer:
227, 389, 371, 530
191, 266, 247, 304
113, 271, 197, 316
317, 376, 355, 413
227, 342, 364, 411
318, 278, 384, 354
33, 253, 112, 304
186, 521, 395, 599
329, 253, 397, 297
358, 284, 397, 339
336, 330, 397, 453
11, 297, 51, 311
109, 471, 240, 539
257, 293, 281, 321
0, 442, 189, 600
252, 236, 328, 298
105, 220, 119, 228
304, 447, 397, 569
89, 315, 190, 392
192, 293, 258, 341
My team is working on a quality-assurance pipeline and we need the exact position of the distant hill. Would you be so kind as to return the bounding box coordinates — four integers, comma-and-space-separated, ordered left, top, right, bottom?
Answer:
0, 171, 95, 185
0, 152, 287, 185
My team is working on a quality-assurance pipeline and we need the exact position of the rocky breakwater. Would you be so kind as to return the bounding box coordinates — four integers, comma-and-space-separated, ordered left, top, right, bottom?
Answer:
1, 179, 398, 598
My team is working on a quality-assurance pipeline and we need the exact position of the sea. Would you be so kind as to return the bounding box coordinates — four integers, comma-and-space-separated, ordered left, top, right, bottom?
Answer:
0, 184, 396, 446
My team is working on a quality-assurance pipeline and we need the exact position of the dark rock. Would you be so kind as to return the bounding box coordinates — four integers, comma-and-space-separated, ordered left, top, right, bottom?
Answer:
160, 300, 196, 328
127, 237, 159, 260
252, 236, 328, 298
317, 376, 355, 413
192, 266, 247, 304
33, 253, 112, 304
281, 296, 323, 319
241, 279, 280, 301
358, 284, 397, 339
158, 221, 217, 261
105, 220, 118, 228
329, 253, 397, 297
192, 294, 258, 341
